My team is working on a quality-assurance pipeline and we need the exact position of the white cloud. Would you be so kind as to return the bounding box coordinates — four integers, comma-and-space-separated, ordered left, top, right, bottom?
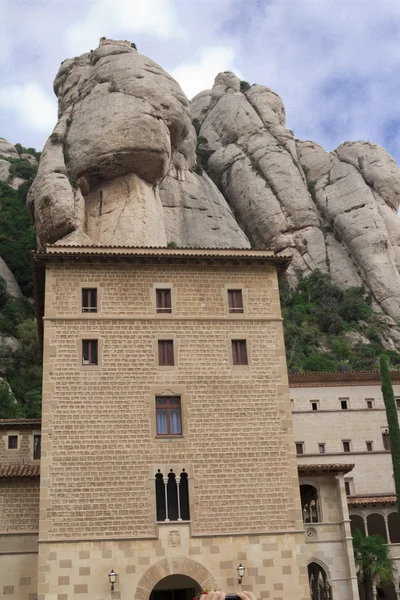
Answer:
0, 83, 57, 133
171, 46, 242, 99
67, 0, 186, 55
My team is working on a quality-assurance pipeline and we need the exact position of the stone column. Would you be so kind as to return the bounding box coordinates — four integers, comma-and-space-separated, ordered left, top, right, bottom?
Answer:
335, 473, 360, 600
384, 514, 391, 542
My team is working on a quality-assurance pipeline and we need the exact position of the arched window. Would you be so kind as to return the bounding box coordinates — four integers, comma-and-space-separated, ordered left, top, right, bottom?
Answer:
155, 469, 190, 522
308, 562, 331, 600
388, 512, 400, 543
300, 484, 320, 523
367, 513, 387, 541
350, 514, 366, 536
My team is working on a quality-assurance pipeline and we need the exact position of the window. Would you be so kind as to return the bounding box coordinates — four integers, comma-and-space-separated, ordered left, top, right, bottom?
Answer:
366, 399, 374, 409
82, 340, 98, 365
295, 442, 304, 455
156, 397, 182, 435
33, 434, 41, 460
156, 289, 172, 313
345, 481, 351, 496
82, 288, 97, 313
342, 440, 351, 453
300, 484, 320, 523
340, 398, 348, 410
228, 290, 243, 313
155, 468, 190, 521
232, 340, 248, 365
382, 429, 391, 451
396, 398, 400, 409
366, 441, 373, 452
318, 443, 325, 454
8, 435, 18, 449
158, 340, 174, 366
311, 401, 319, 411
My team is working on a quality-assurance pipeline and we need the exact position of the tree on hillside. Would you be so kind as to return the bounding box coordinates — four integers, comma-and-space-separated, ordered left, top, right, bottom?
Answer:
380, 354, 400, 520
353, 530, 396, 600
0, 380, 19, 419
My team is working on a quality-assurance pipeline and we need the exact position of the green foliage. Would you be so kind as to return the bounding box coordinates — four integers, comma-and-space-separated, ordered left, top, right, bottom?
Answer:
195, 136, 212, 175
280, 271, 400, 372
50, 132, 62, 144
0, 278, 41, 418
167, 241, 178, 248
307, 180, 316, 200
9, 159, 37, 181
353, 530, 396, 600
0, 182, 36, 291
240, 80, 251, 92
130, 42, 137, 49
0, 380, 19, 418
380, 355, 400, 520
14, 143, 40, 161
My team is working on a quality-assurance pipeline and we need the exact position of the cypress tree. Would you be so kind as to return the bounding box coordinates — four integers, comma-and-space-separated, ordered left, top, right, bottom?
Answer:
380, 355, 400, 519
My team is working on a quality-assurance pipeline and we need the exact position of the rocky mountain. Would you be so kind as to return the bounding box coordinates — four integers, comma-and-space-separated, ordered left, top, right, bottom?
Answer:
27, 39, 400, 349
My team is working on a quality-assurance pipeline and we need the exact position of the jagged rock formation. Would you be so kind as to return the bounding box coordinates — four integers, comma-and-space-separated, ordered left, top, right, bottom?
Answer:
27, 39, 248, 250
192, 74, 400, 330
27, 41, 400, 334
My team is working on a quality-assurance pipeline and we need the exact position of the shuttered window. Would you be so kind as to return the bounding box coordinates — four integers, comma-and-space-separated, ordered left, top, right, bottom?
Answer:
156, 289, 172, 313
382, 430, 391, 451
82, 288, 97, 313
8, 435, 18, 449
228, 290, 243, 313
232, 340, 248, 365
158, 340, 174, 366
82, 340, 98, 365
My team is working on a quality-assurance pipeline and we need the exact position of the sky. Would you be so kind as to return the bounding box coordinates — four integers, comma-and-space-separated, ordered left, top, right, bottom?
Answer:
1, 0, 400, 166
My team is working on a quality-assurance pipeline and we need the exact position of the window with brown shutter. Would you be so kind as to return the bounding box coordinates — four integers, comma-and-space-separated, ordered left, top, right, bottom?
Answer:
156, 397, 182, 435
228, 290, 243, 313
232, 340, 248, 365
8, 435, 18, 449
33, 435, 41, 459
295, 442, 304, 455
156, 289, 172, 313
158, 340, 174, 366
82, 340, 98, 365
82, 288, 97, 313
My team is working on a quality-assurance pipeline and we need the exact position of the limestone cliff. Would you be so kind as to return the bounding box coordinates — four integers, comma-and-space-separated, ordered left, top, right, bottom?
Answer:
27, 39, 248, 250
192, 74, 400, 333
27, 41, 400, 335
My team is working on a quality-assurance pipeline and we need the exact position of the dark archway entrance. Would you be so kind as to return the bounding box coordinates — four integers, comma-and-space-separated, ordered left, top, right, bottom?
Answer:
150, 575, 201, 600
308, 562, 331, 600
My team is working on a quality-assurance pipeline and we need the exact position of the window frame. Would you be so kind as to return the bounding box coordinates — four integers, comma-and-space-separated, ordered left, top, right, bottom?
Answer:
396, 398, 400, 409
81, 288, 98, 313
158, 340, 174, 367
155, 396, 182, 437
366, 441, 373, 452
295, 442, 305, 455
7, 435, 18, 450
366, 399, 374, 409
340, 398, 349, 410
82, 339, 98, 366
33, 434, 41, 460
156, 288, 172, 314
382, 429, 391, 451
318, 443, 325, 454
231, 339, 248, 366
227, 289, 244, 314
342, 440, 351, 453
311, 400, 319, 411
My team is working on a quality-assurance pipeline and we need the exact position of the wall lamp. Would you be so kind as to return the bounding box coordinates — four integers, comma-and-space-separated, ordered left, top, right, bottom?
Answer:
237, 564, 245, 584
108, 569, 117, 592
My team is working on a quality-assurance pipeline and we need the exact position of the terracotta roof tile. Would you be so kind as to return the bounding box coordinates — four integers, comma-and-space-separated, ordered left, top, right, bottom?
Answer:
289, 370, 400, 386
0, 464, 40, 477
0, 419, 41, 428
347, 495, 396, 505
298, 463, 354, 474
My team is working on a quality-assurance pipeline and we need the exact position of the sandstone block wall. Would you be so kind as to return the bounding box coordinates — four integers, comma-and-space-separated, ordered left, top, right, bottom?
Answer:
0, 480, 39, 533
291, 383, 400, 495
40, 260, 300, 541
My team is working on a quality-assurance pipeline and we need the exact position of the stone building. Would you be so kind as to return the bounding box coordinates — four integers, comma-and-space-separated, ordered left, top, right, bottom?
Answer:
290, 370, 400, 600
2, 245, 325, 600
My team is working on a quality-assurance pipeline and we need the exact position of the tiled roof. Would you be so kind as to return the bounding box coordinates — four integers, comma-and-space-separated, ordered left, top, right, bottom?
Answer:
289, 370, 400, 387
33, 246, 292, 265
0, 418, 41, 428
298, 463, 355, 474
0, 464, 40, 477
348, 495, 396, 505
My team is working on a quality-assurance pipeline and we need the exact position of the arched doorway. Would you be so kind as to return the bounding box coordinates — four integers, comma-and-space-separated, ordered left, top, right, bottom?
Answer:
308, 562, 331, 600
150, 575, 201, 600
300, 485, 321, 523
